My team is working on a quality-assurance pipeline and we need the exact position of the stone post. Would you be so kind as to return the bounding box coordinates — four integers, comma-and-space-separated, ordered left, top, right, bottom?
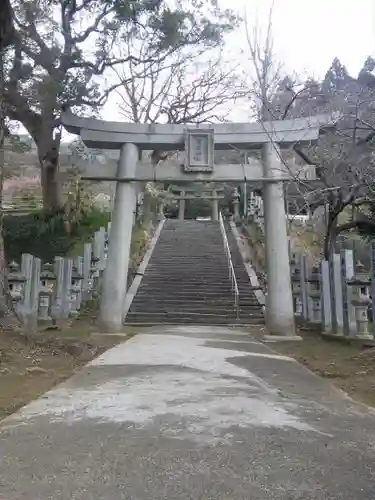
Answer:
211, 189, 219, 221
299, 255, 309, 321
262, 142, 296, 337
24, 257, 40, 334
341, 249, 356, 336
179, 190, 186, 220
106, 221, 112, 240
332, 253, 344, 336
321, 260, 333, 334
20, 253, 33, 321
74, 256, 84, 311
62, 258, 73, 319
99, 142, 138, 332
94, 226, 106, 272
289, 249, 302, 317
52, 256, 65, 322
82, 243, 92, 301
233, 189, 240, 223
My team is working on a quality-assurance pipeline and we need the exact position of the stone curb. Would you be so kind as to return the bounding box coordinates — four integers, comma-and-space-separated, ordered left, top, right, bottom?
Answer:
229, 221, 266, 310
123, 218, 166, 321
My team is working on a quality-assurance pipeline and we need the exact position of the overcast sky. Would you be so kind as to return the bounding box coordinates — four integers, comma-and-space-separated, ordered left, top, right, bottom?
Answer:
226, 0, 375, 78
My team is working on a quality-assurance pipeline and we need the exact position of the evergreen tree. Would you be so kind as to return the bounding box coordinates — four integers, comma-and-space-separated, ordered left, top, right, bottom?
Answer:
358, 56, 375, 88
323, 57, 352, 94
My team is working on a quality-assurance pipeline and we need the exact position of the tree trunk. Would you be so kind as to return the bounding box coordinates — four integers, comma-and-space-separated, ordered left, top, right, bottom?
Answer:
38, 138, 63, 213
323, 205, 340, 260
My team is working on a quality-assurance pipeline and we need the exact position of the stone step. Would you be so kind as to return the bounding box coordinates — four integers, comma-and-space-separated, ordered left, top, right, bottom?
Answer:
131, 296, 260, 305
142, 271, 235, 275
135, 290, 253, 298
130, 295, 259, 305
125, 313, 264, 325
145, 264, 244, 269
136, 285, 255, 292
129, 306, 262, 315
149, 256, 226, 261
135, 291, 255, 298
139, 278, 239, 285
144, 269, 230, 274
127, 220, 264, 326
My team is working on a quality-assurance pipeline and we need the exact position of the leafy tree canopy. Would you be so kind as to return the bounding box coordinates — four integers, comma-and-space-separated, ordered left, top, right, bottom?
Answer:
4, 0, 238, 210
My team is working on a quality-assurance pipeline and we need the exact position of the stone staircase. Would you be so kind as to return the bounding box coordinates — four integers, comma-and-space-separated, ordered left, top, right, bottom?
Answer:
125, 219, 264, 325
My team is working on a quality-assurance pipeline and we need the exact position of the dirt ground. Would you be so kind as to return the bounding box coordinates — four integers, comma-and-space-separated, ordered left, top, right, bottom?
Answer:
0, 319, 131, 421
262, 329, 375, 408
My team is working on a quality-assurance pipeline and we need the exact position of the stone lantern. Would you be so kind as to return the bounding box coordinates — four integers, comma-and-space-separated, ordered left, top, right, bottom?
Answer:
39, 263, 56, 321
70, 265, 84, 316
307, 265, 322, 323
291, 267, 303, 316
347, 262, 372, 339
8, 261, 26, 311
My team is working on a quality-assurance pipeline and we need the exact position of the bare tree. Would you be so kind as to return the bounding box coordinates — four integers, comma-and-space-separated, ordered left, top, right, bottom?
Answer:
278, 64, 375, 259
111, 27, 241, 126
242, 7, 375, 260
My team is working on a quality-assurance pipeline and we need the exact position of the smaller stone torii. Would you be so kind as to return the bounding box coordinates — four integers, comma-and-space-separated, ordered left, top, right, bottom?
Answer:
62, 112, 336, 336
166, 184, 225, 221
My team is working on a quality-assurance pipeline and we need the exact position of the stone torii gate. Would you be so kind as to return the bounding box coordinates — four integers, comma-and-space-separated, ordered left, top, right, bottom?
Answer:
166, 184, 224, 220
62, 113, 334, 335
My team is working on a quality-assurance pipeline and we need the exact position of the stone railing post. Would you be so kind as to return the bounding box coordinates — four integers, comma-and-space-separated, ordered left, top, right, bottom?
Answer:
94, 226, 106, 273
331, 253, 344, 336
74, 256, 84, 311
62, 258, 73, 319
299, 255, 309, 321
23, 257, 40, 333
233, 188, 240, 223
52, 256, 65, 322
20, 253, 34, 323
321, 260, 333, 334
82, 243, 92, 301
39, 263, 56, 322
341, 249, 357, 336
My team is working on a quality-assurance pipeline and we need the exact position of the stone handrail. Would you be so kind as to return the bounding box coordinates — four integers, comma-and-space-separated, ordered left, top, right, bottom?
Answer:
219, 211, 239, 318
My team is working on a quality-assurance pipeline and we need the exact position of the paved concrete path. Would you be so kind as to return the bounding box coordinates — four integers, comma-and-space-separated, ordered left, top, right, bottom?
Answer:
1, 326, 375, 499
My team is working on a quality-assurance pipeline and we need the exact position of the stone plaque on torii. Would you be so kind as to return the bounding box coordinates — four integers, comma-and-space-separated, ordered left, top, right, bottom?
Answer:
62, 112, 336, 336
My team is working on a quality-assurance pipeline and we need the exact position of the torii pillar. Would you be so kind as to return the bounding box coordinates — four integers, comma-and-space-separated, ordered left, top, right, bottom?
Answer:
178, 190, 186, 220
262, 143, 295, 338
100, 143, 138, 331
211, 189, 219, 221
